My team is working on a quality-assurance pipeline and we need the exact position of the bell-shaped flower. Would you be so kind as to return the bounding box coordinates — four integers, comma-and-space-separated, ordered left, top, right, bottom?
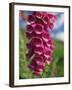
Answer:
34, 24, 44, 34
34, 46, 44, 55
42, 15, 49, 24
42, 31, 50, 42
29, 56, 45, 76
35, 12, 43, 19
30, 37, 43, 47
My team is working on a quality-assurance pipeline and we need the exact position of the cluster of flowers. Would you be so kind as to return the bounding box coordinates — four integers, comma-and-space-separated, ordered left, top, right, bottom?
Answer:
26, 11, 57, 76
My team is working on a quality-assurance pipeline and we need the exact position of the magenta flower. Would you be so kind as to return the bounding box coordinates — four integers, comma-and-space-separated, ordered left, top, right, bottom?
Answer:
30, 37, 43, 47
27, 25, 34, 33
36, 12, 43, 18
28, 56, 45, 76
26, 11, 57, 76
34, 46, 44, 55
34, 24, 43, 34
28, 15, 35, 23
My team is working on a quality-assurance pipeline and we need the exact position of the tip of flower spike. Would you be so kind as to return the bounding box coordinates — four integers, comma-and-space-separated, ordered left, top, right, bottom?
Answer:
34, 24, 43, 34
36, 12, 43, 19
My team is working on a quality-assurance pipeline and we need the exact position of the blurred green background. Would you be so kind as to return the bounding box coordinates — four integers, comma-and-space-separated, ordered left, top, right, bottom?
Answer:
19, 29, 64, 79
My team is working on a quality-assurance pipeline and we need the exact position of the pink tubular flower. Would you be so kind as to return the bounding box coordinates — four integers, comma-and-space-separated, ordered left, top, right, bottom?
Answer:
36, 12, 43, 19
42, 15, 49, 24
34, 46, 44, 55
34, 24, 43, 34
26, 11, 57, 76
42, 31, 50, 42
30, 37, 43, 47
29, 56, 45, 76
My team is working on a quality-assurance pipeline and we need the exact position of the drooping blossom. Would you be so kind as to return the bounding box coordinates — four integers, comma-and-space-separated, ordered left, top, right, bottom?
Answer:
26, 11, 57, 76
